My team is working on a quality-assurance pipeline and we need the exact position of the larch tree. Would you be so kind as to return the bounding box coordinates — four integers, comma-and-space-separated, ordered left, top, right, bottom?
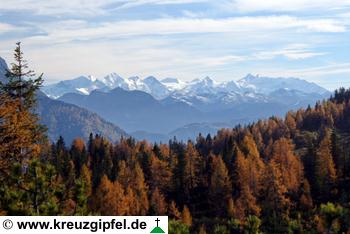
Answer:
94, 175, 126, 215
315, 129, 337, 201
241, 135, 265, 197
183, 141, 203, 194
181, 205, 192, 227
208, 156, 232, 217
271, 138, 304, 194
262, 161, 290, 233
234, 148, 261, 220
130, 163, 149, 215
150, 187, 167, 215
168, 200, 181, 220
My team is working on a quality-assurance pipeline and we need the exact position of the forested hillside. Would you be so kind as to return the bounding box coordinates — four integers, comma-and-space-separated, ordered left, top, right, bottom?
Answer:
1, 44, 350, 233
37, 91, 127, 143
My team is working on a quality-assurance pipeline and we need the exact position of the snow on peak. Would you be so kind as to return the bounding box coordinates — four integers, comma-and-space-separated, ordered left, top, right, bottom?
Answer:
87, 75, 96, 82
42, 70, 329, 101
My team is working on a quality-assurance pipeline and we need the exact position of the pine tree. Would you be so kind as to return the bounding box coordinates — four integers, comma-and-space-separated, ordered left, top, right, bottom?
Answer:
0, 160, 63, 215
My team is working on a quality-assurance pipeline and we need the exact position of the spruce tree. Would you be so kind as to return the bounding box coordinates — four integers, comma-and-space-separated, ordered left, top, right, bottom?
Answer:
0, 42, 46, 174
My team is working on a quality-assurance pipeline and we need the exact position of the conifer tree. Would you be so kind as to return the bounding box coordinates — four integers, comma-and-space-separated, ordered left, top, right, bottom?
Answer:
234, 148, 261, 220
130, 163, 149, 215
183, 141, 203, 199
241, 135, 265, 197
0, 42, 45, 171
181, 205, 192, 227
168, 200, 181, 220
271, 138, 303, 194
262, 161, 290, 233
150, 187, 167, 215
94, 175, 127, 215
315, 130, 337, 201
209, 156, 232, 216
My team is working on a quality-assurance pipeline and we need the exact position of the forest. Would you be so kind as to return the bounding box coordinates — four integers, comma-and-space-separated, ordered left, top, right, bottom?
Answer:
0, 44, 350, 234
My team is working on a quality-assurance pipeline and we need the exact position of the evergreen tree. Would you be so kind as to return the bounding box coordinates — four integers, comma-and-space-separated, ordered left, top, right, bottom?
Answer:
0, 42, 45, 169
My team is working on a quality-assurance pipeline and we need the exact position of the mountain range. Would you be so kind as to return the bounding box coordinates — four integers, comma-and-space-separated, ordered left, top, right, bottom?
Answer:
51, 72, 331, 141
42, 72, 329, 101
1, 55, 332, 142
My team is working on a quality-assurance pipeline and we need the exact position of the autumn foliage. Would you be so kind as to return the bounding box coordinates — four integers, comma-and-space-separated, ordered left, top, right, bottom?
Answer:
1, 44, 350, 233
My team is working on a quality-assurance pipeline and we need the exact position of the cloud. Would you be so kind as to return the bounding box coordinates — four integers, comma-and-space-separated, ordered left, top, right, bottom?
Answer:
0, 0, 207, 16
114, 0, 206, 10
0, 23, 27, 34
253, 44, 327, 60
20, 15, 345, 47
225, 0, 350, 13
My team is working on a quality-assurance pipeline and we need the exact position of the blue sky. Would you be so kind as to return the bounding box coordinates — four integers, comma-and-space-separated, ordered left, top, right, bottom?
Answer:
0, 0, 350, 90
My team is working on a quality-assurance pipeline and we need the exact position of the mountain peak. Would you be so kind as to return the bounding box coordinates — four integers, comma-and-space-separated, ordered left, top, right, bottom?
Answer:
87, 75, 96, 82
162, 77, 180, 83
143, 76, 159, 83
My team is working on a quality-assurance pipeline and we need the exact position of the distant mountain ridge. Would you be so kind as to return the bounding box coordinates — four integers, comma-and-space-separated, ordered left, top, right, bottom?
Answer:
42, 72, 330, 101
48, 69, 331, 142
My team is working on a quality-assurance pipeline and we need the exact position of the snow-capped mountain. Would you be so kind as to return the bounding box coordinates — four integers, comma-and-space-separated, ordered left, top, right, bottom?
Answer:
161, 77, 187, 91
42, 75, 105, 99
237, 74, 329, 95
42, 72, 330, 107
42, 73, 171, 99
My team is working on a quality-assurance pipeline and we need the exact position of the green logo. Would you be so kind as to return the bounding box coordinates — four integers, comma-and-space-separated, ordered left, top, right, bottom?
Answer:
150, 218, 165, 233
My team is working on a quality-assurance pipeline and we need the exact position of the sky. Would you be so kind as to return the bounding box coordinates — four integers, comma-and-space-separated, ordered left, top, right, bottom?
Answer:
0, 0, 350, 90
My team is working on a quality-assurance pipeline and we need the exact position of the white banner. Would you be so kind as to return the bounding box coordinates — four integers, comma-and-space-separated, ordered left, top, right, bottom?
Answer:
0, 216, 168, 234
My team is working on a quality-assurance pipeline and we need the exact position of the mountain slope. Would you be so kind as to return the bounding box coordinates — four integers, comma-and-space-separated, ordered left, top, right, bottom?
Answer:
37, 92, 127, 144
0, 57, 8, 83
59, 87, 203, 133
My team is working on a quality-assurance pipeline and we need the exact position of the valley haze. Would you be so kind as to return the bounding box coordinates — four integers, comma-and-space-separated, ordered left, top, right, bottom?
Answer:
43, 68, 330, 142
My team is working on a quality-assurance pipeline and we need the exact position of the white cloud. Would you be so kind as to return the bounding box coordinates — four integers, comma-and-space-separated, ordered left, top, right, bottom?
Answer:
20, 15, 345, 47
254, 44, 326, 60
114, 0, 206, 10
0, 0, 206, 16
0, 23, 26, 34
226, 0, 350, 13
